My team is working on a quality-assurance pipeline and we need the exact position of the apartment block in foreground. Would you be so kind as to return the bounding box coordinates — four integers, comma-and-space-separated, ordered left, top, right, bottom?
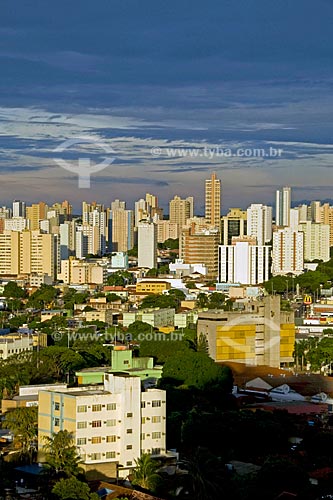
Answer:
38, 373, 166, 479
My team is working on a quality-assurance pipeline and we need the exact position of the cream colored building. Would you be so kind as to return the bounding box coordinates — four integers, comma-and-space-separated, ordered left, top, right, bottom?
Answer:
272, 227, 304, 276
58, 258, 105, 285
298, 221, 330, 262
112, 209, 134, 252
169, 195, 194, 232
0, 230, 56, 280
156, 220, 179, 243
205, 172, 221, 229
38, 373, 166, 479
26, 202, 47, 231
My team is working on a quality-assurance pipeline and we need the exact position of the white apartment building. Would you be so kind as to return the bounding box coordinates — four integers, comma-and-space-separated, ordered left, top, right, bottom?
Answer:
219, 240, 271, 285
38, 374, 166, 478
272, 228, 304, 276
4, 217, 29, 232
247, 204, 272, 246
123, 308, 175, 328
0, 334, 33, 360
138, 221, 157, 269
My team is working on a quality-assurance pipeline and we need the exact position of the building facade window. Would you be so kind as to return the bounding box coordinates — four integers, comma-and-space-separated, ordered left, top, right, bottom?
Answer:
92, 404, 102, 412
92, 420, 101, 428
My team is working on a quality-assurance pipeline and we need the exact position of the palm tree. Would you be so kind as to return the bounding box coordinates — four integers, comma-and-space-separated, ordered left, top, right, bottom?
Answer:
42, 430, 83, 478
131, 453, 161, 492
3, 406, 38, 463
179, 447, 226, 500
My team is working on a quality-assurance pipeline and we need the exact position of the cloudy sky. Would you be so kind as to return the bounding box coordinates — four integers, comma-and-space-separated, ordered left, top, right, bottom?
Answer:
1, 0, 333, 213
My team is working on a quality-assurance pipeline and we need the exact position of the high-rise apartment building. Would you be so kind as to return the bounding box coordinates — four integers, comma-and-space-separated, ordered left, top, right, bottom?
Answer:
298, 221, 330, 262
138, 221, 157, 269
112, 209, 134, 252
221, 208, 247, 245
0, 230, 57, 280
320, 203, 333, 247
26, 202, 47, 231
156, 220, 179, 243
135, 199, 149, 227
180, 227, 219, 279
169, 195, 194, 231
12, 200, 26, 218
247, 204, 272, 246
276, 186, 291, 227
205, 172, 221, 228
219, 238, 271, 285
272, 228, 304, 276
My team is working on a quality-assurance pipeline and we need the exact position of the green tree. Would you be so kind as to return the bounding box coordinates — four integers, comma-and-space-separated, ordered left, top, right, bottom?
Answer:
3, 406, 38, 462
158, 238, 179, 250
196, 293, 209, 309
132, 453, 161, 492
52, 477, 99, 500
27, 284, 59, 309
127, 320, 153, 339
208, 292, 226, 309
43, 430, 83, 478
180, 448, 227, 500
3, 281, 26, 299
139, 294, 177, 310
146, 268, 158, 277
162, 350, 231, 390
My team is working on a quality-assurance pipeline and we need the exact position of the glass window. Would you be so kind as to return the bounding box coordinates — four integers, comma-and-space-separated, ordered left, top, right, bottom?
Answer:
54, 402, 60, 411
90, 453, 101, 461
106, 435, 116, 443
106, 419, 116, 427
107, 403, 116, 410
77, 421, 87, 429
152, 416, 161, 423
77, 405, 87, 413
126, 429, 132, 434
106, 451, 116, 459
77, 438, 86, 445
92, 420, 101, 428
91, 436, 101, 444
152, 432, 161, 439
92, 404, 102, 412
152, 400, 161, 407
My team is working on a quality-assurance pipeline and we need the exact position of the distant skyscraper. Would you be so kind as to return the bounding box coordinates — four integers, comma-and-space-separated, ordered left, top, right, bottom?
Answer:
169, 196, 194, 231
112, 208, 134, 252
276, 186, 291, 227
12, 200, 26, 218
247, 204, 272, 246
205, 172, 221, 228
272, 228, 304, 276
138, 221, 157, 269
221, 208, 247, 245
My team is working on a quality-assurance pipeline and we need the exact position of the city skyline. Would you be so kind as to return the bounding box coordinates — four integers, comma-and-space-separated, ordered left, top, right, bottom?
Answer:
1, 0, 333, 210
